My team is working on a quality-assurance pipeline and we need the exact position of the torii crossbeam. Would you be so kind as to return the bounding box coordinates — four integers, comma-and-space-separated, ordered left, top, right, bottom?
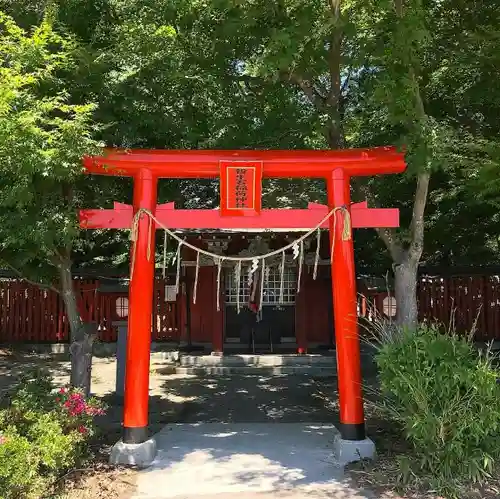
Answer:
80, 147, 406, 461
80, 200, 400, 230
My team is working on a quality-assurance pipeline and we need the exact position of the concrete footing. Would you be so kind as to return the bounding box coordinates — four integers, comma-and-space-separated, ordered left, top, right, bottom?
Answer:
109, 438, 157, 468
332, 434, 376, 465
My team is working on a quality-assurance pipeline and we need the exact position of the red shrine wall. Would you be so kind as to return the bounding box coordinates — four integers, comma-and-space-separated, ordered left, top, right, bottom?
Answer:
185, 266, 223, 347
297, 267, 333, 343
181, 262, 333, 349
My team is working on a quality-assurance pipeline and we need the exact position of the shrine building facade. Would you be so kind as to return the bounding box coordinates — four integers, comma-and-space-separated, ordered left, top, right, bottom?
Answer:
150, 228, 385, 354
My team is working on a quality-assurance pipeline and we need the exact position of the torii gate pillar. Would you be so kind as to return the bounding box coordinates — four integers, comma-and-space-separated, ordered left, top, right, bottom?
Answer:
328, 168, 365, 440
123, 168, 157, 444
81, 147, 406, 463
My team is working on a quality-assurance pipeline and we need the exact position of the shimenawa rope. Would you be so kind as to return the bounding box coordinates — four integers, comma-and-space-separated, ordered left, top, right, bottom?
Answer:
129, 205, 351, 311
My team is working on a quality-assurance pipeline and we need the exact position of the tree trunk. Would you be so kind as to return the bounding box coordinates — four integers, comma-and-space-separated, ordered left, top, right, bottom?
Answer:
58, 256, 95, 396
393, 256, 419, 329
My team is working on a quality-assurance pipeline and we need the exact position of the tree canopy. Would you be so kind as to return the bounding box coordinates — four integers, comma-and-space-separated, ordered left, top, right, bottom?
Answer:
1, 0, 500, 281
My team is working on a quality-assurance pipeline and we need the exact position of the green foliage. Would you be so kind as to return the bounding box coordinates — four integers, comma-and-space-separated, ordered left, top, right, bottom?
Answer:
0, 10, 101, 285
0, 369, 106, 499
0, 428, 44, 499
376, 324, 500, 493
1, 0, 500, 273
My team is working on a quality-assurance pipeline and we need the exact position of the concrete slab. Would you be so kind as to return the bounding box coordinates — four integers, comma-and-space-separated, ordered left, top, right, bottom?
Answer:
110, 438, 157, 468
132, 422, 373, 499
333, 434, 376, 465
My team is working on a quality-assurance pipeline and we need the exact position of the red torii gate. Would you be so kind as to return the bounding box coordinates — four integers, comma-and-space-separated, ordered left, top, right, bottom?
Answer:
80, 147, 406, 454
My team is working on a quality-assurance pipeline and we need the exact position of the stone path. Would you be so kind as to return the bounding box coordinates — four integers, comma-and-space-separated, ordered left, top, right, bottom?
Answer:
132, 374, 375, 499
133, 422, 373, 499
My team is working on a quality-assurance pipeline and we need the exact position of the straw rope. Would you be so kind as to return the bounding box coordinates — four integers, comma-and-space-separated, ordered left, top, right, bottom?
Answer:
129, 205, 352, 307
130, 205, 351, 266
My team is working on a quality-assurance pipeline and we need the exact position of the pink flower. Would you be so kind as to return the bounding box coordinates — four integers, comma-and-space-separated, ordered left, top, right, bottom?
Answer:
0, 435, 6, 445
59, 388, 67, 394
78, 426, 88, 435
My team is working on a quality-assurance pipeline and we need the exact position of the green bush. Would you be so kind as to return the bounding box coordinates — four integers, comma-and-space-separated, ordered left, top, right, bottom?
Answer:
375, 324, 500, 488
0, 369, 106, 499
0, 428, 44, 499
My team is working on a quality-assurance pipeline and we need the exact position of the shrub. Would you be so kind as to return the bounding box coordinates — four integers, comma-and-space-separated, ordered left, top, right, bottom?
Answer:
375, 323, 500, 489
0, 428, 44, 499
0, 369, 106, 499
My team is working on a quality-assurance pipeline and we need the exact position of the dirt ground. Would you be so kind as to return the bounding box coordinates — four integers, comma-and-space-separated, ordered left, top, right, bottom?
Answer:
0, 349, 405, 499
3, 349, 499, 499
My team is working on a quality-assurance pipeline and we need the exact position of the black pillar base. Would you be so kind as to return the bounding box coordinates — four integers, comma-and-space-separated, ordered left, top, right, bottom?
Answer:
123, 426, 149, 444
340, 422, 366, 441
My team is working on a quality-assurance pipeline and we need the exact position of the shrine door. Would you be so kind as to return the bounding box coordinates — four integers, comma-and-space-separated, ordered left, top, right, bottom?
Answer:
223, 265, 297, 352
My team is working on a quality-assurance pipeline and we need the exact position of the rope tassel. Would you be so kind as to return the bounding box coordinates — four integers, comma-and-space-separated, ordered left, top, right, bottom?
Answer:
174, 243, 182, 296
193, 253, 200, 304
279, 251, 286, 304
341, 207, 352, 241
330, 206, 352, 262
130, 209, 154, 276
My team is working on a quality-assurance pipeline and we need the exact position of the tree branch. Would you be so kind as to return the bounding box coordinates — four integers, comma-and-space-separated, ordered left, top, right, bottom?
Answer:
341, 67, 352, 96
286, 71, 327, 110
3, 262, 60, 294
408, 171, 430, 259
326, 0, 343, 108
393, 0, 404, 17
375, 227, 404, 263
392, 0, 430, 262
353, 179, 405, 263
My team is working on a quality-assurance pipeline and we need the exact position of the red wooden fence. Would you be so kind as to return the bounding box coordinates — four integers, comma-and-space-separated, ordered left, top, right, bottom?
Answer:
0, 278, 180, 343
1, 274, 500, 343
417, 275, 500, 341
364, 274, 500, 341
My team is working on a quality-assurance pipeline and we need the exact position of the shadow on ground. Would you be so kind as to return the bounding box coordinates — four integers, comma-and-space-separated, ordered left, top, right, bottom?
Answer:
154, 370, 340, 424
0, 349, 72, 400
0, 350, 393, 498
